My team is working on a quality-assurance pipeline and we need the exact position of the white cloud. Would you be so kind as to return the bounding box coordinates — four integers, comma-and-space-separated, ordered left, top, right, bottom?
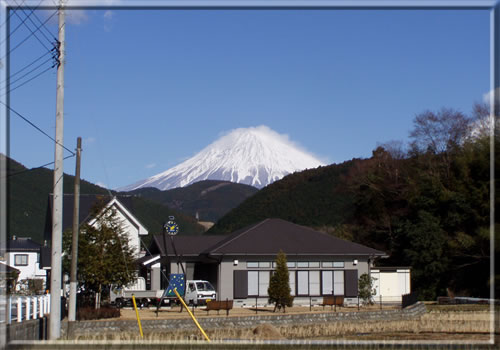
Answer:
146, 163, 156, 169
483, 87, 500, 104
83, 136, 95, 145
65, 9, 89, 25
104, 10, 114, 19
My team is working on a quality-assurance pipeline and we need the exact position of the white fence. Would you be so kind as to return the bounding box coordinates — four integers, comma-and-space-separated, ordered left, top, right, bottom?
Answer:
2, 294, 50, 324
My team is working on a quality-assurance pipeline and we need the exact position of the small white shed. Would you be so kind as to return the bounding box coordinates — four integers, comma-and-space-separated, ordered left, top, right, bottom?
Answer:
370, 267, 411, 303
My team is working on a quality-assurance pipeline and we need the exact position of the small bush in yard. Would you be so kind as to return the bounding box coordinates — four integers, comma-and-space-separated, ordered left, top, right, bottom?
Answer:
77, 306, 120, 320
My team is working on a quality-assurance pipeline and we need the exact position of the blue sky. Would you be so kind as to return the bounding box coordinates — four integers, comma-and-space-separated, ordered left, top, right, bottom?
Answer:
5, 5, 491, 189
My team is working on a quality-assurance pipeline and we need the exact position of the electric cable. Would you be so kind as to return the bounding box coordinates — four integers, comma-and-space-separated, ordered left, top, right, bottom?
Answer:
0, 100, 75, 156
2, 64, 53, 95
11, 8, 52, 52
11, 0, 56, 47
0, 54, 52, 91
1, 50, 52, 84
4, 153, 74, 178
0, 0, 50, 46
0, 6, 34, 46
4, 8, 58, 58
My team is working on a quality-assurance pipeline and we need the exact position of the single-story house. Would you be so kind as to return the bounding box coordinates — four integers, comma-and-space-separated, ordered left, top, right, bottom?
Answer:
145, 218, 386, 306
0, 236, 47, 291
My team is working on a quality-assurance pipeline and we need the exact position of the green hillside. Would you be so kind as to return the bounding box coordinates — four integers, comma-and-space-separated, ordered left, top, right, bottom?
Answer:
209, 106, 495, 300
5, 155, 204, 244
208, 162, 356, 234
122, 180, 258, 223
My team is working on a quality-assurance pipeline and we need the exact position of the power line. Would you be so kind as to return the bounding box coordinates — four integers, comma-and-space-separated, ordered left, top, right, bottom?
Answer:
5, 8, 58, 58
11, 7, 52, 53
0, 5, 35, 46
2, 50, 52, 83
3, 64, 54, 94
0, 0, 27, 30
29, 6, 58, 43
11, 0, 57, 47
0, 101, 75, 156
4, 154, 74, 179
0, 55, 52, 91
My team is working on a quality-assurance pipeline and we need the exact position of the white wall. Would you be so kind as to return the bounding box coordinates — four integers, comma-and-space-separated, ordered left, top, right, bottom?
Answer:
88, 199, 148, 258
6, 252, 46, 289
371, 269, 410, 303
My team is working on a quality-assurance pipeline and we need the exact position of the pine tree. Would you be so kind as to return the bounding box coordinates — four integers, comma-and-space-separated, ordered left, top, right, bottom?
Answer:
268, 250, 293, 312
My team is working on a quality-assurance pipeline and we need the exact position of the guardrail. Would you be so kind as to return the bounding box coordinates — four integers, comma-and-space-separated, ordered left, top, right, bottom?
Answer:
3, 294, 50, 324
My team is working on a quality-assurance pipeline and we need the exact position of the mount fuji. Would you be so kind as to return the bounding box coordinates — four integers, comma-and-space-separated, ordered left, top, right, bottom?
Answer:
119, 126, 325, 191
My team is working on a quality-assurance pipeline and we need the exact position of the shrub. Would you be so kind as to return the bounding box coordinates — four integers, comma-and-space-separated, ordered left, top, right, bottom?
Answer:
77, 306, 120, 321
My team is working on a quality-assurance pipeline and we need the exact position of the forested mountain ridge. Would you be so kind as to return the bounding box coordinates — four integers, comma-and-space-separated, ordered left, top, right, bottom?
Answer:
5, 156, 205, 244
210, 104, 497, 300
122, 180, 258, 223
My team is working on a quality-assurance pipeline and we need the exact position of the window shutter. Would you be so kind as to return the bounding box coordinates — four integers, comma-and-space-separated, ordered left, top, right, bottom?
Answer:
344, 270, 358, 297
233, 270, 248, 299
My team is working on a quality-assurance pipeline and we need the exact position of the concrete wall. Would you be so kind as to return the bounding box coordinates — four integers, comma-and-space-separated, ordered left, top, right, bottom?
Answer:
3, 317, 48, 343
58, 303, 426, 338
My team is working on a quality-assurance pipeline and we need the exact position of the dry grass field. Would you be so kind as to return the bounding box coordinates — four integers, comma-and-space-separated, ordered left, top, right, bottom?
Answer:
71, 303, 499, 343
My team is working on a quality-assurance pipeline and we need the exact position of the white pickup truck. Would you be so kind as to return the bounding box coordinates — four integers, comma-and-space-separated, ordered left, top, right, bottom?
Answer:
110, 278, 217, 307
184, 280, 217, 306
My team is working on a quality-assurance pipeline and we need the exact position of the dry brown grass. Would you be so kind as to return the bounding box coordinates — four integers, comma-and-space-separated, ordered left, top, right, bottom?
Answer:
71, 304, 497, 342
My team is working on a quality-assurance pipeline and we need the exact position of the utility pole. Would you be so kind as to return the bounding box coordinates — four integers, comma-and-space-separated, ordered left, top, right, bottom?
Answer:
49, 1, 65, 340
68, 137, 81, 322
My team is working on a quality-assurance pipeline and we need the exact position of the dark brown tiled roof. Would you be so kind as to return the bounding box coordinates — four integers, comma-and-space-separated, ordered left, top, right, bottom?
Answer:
150, 219, 385, 258
151, 235, 226, 256
207, 218, 385, 256
1, 238, 42, 252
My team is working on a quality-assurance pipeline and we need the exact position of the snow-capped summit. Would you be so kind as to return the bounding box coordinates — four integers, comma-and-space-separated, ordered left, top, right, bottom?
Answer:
120, 126, 325, 191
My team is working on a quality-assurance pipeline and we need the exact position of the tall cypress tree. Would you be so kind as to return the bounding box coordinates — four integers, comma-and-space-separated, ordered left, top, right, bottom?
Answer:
268, 250, 293, 312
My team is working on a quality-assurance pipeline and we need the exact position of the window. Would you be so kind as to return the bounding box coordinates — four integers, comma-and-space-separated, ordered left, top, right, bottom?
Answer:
309, 262, 320, 268
14, 254, 28, 266
334, 270, 344, 295
297, 271, 309, 295
258, 262, 271, 268
247, 271, 270, 296
258, 271, 270, 296
333, 261, 345, 268
322, 271, 333, 295
309, 271, 320, 295
247, 262, 258, 268
322, 262, 333, 268
289, 271, 296, 296
287, 262, 296, 268
297, 262, 309, 268
248, 271, 258, 296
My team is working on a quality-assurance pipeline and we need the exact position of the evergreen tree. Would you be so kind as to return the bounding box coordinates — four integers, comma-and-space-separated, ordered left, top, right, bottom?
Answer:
63, 199, 137, 308
268, 250, 293, 312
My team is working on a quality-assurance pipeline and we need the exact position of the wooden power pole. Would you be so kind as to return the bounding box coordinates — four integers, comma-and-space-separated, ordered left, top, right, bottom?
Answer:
68, 137, 82, 322
49, 2, 65, 340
